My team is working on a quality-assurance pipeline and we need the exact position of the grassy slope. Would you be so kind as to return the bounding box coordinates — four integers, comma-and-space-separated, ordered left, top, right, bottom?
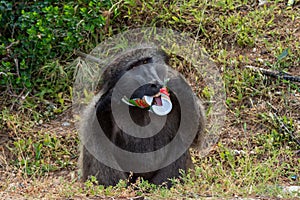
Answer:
0, 0, 299, 199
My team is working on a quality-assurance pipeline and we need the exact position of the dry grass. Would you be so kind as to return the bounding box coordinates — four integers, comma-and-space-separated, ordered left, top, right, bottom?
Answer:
0, 0, 299, 199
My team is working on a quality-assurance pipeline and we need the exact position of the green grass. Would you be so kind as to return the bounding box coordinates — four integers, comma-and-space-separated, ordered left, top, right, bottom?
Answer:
0, 0, 299, 199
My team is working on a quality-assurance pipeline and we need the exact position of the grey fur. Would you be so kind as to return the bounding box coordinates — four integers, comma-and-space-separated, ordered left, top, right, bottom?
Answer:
78, 47, 205, 187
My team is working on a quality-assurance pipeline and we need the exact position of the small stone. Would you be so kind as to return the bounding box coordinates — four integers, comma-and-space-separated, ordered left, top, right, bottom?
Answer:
233, 149, 246, 155
258, 0, 268, 6
283, 185, 300, 193
62, 122, 70, 127
257, 58, 264, 63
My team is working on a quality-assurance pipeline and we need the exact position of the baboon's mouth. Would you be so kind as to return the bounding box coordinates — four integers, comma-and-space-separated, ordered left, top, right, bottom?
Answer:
153, 94, 163, 106
121, 86, 172, 116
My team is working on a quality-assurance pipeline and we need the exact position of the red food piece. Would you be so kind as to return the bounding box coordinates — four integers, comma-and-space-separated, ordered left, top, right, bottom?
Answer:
160, 87, 169, 96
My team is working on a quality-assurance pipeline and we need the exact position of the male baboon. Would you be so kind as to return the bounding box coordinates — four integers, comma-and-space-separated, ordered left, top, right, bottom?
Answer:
79, 47, 205, 187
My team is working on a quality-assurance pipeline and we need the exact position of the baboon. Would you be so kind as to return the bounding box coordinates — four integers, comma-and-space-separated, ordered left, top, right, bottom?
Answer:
79, 47, 205, 187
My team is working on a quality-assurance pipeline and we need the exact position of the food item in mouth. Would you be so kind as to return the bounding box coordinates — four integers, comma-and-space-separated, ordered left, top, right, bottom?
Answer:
122, 87, 173, 116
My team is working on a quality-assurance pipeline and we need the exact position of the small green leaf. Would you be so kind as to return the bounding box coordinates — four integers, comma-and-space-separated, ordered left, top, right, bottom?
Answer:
172, 16, 179, 22
277, 48, 289, 61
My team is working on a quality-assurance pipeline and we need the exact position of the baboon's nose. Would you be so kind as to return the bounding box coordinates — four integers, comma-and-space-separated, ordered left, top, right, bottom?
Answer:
145, 83, 161, 96
150, 83, 160, 89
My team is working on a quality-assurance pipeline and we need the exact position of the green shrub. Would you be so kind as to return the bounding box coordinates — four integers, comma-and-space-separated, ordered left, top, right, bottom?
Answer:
0, 0, 112, 93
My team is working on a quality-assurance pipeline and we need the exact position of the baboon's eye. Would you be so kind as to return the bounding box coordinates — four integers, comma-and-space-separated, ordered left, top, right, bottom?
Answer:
127, 57, 152, 70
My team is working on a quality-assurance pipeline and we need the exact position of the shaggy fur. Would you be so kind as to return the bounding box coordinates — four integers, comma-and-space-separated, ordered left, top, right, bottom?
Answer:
79, 47, 205, 187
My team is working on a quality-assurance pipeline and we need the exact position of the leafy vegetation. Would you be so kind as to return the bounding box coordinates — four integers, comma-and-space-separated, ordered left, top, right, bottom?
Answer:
0, 0, 299, 199
0, 0, 113, 116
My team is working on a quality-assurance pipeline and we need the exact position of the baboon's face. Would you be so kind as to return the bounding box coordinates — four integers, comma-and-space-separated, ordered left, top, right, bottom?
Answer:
108, 61, 173, 127
112, 60, 169, 103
